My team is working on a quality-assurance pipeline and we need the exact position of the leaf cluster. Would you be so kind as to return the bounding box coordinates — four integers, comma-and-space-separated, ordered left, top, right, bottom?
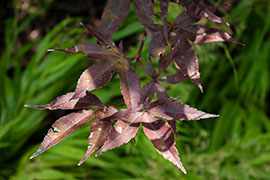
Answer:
26, 0, 241, 173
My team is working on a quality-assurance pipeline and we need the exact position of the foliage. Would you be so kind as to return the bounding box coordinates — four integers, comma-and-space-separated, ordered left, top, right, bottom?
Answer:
24, 0, 243, 174
0, 0, 269, 179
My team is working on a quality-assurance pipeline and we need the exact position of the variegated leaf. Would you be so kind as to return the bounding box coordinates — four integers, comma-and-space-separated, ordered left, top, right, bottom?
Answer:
30, 110, 95, 159
142, 113, 186, 173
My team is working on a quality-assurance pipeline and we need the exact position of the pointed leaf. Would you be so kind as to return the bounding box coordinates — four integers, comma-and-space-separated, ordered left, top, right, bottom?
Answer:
174, 12, 197, 25
96, 111, 142, 156
95, 106, 118, 120
49, 43, 117, 61
158, 40, 180, 74
80, 23, 114, 47
140, 81, 168, 106
159, 71, 187, 84
73, 61, 116, 99
119, 67, 141, 109
30, 110, 95, 159
175, 24, 243, 45
133, 0, 159, 38
147, 98, 179, 110
118, 40, 124, 54
168, 120, 178, 137
149, 102, 219, 121
141, 81, 156, 105
192, 27, 243, 45
154, 82, 169, 99
78, 119, 112, 166
141, 61, 157, 78
142, 113, 186, 173
173, 38, 203, 92
180, 0, 230, 26
25, 92, 103, 110
149, 31, 167, 57
159, 0, 169, 44
99, 0, 130, 37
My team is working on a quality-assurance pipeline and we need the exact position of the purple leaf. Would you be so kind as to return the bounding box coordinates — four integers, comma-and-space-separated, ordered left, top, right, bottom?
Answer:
141, 81, 156, 105
119, 67, 141, 109
149, 31, 168, 57
159, 71, 187, 84
154, 82, 169, 99
174, 12, 197, 25
142, 113, 186, 173
133, 0, 159, 38
159, 0, 169, 43
30, 110, 95, 159
158, 41, 180, 74
141, 61, 158, 78
80, 23, 119, 52
99, 0, 130, 37
49, 43, 117, 61
78, 119, 112, 166
118, 40, 124, 54
96, 111, 142, 156
148, 102, 219, 121
192, 27, 243, 45
140, 81, 168, 106
168, 120, 178, 137
146, 98, 179, 110
25, 92, 103, 110
180, 0, 230, 26
73, 61, 116, 99
173, 38, 203, 92
78, 106, 117, 165
175, 24, 243, 45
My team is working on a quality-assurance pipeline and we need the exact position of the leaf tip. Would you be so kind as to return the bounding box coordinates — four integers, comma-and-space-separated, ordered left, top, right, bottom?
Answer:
29, 152, 38, 159
95, 150, 102, 157
182, 168, 187, 174
77, 161, 83, 166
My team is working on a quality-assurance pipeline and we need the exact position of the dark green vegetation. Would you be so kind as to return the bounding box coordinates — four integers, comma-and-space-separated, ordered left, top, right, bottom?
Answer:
1, 0, 269, 179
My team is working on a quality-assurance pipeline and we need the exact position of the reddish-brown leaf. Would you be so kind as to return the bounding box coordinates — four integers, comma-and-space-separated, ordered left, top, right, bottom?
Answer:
173, 38, 203, 92
140, 80, 169, 106
141, 81, 156, 105
146, 98, 179, 110
175, 24, 243, 45
73, 61, 116, 99
149, 31, 168, 57
148, 102, 219, 121
49, 43, 117, 61
30, 110, 95, 159
142, 113, 186, 173
154, 82, 169, 99
158, 40, 180, 74
141, 61, 158, 78
25, 92, 103, 110
133, 0, 159, 38
159, 0, 169, 43
78, 119, 112, 166
174, 12, 197, 25
96, 111, 142, 156
119, 67, 141, 109
168, 120, 178, 137
99, 0, 130, 37
192, 27, 243, 45
159, 71, 187, 84
179, 0, 230, 26
80, 23, 116, 49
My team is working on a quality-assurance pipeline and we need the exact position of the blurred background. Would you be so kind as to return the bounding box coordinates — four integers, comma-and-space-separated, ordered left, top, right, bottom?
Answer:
0, 0, 269, 179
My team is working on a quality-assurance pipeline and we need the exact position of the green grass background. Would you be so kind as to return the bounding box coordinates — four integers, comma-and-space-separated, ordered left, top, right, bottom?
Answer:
0, 0, 269, 179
